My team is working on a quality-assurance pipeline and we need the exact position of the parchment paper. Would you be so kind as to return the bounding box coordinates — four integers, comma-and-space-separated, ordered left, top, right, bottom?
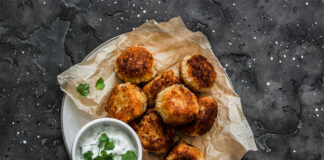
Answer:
57, 17, 257, 160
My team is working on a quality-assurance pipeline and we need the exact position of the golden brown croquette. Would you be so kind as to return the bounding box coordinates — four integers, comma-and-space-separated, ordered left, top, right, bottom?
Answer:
180, 55, 216, 92
155, 84, 199, 126
143, 70, 181, 106
115, 46, 157, 84
131, 109, 176, 154
105, 82, 147, 123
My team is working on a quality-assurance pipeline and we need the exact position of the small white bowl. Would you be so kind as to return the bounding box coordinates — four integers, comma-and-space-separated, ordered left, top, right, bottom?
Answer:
72, 118, 142, 160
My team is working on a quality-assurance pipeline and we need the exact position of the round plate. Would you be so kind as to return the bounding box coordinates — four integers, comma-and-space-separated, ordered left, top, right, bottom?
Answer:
61, 36, 119, 159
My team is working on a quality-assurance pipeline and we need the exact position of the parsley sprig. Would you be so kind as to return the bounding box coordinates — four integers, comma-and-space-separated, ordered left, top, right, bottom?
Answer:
83, 133, 115, 160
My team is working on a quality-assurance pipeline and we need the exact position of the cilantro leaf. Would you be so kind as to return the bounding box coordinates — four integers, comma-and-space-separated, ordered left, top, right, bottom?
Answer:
94, 156, 104, 160
121, 150, 137, 160
83, 150, 93, 160
96, 77, 105, 90
99, 133, 109, 147
104, 141, 115, 150
101, 150, 108, 156
77, 83, 90, 97
101, 150, 114, 160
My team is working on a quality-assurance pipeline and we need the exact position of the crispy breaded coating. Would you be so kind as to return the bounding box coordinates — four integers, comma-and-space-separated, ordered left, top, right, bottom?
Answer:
143, 70, 181, 106
155, 84, 199, 126
180, 55, 216, 92
166, 140, 205, 160
181, 96, 218, 136
105, 82, 147, 123
115, 46, 157, 84
131, 109, 176, 154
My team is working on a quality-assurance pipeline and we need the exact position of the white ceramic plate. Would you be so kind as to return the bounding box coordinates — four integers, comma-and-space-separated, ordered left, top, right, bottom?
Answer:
61, 36, 119, 159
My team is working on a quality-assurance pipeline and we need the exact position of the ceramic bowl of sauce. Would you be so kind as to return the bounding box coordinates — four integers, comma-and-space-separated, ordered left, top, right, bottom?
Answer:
72, 118, 142, 160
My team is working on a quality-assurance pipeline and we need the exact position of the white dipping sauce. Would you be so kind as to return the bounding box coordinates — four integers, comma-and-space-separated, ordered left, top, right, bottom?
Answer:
77, 124, 137, 160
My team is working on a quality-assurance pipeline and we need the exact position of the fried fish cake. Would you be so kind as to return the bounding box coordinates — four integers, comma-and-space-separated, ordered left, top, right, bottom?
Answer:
166, 140, 205, 160
179, 55, 217, 92
155, 84, 199, 126
105, 82, 147, 123
131, 109, 176, 154
143, 70, 181, 106
181, 96, 218, 136
115, 46, 157, 84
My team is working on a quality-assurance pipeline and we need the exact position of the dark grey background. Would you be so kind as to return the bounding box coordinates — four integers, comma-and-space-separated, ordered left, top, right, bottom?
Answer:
0, 0, 324, 159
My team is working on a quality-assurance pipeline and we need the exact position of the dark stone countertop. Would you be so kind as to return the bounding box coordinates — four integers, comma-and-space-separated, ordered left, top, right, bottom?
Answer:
0, 0, 323, 159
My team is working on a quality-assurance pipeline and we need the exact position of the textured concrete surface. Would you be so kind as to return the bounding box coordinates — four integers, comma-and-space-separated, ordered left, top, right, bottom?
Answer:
0, 0, 324, 159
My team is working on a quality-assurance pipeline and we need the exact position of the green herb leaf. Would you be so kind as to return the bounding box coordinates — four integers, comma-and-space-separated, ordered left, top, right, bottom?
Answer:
121, 150, 137, 160
94, 156, 104, 160
99, 133, 109, 147
104, 141, 115, 150
101, 150, 108, 156
101, 150, 114, 160
77, 83, 90, 97
96, 77, 105, 90
83, 151, 93, 160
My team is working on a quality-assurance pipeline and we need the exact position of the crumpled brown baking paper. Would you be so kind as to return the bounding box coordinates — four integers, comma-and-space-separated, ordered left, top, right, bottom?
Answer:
57, 17, 257, 160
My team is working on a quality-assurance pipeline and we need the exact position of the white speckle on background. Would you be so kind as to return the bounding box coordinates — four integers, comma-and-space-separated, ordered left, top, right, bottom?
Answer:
23, 140, 27, 144
232, 3, 236, 6
270, 57, 273, 60
137, 14, 140, 17
253, 36, 256, 40
143, 10, 146, 13
305, 2, 309, 5
292, 57, 296, 60
267, 82, 270, 86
